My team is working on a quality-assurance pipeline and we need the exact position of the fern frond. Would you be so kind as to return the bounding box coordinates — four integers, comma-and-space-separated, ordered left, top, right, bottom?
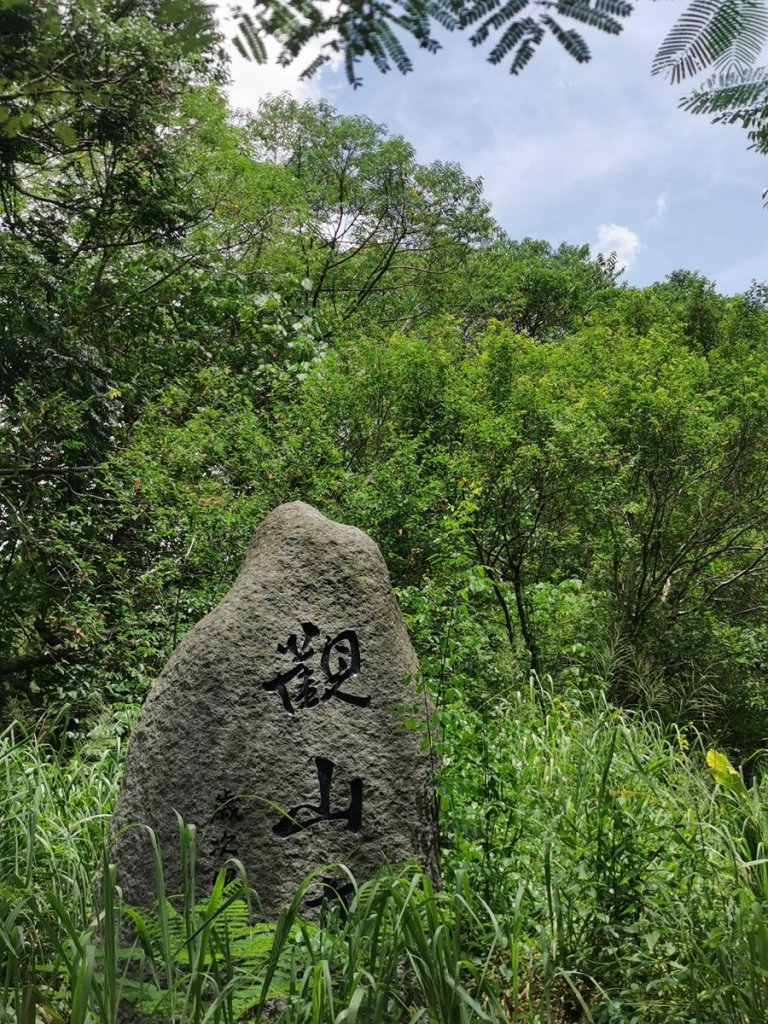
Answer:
459, 0, 503, 30
232, 10, 268, 62
344, 45, 362, 86
485, 16, 530, 59
509, 36, 538, 72
379, 20, 415, 72
652, 0, 768, 83
428, 0, 460, 31
469, 0, 528, 46
595, 0, 633, 16
680, 64, 768, 121
257, 0, 303, 40
543, 14, 592, 60
556, 0, 624, 35
299, 52, 332, 78
488, 16, 543, 66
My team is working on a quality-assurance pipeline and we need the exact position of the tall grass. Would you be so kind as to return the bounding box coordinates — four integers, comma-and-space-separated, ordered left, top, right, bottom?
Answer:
437, 678, 768, 1022
0, 716, 513, 1022
3, 829, 513, 1022
2, 684, 768, 1022
0, 714, 127, 1024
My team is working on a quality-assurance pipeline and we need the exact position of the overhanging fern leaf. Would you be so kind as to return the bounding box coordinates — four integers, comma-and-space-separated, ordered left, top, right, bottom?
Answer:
680, 64, 768, 121
543, 14, 592, 61
459, 0, 503, 31
469, 0, 529, 47
555, 0, 623, 35
230, 0, 632, 82
232, 9, 268, 61
428, 0, 460, 31
379, 20, 415, 71
595, 0, 633, 16
509, 36, 538, 73
486, 16, 532, 61
652, 0, 768, 84
299, 52, 332, 78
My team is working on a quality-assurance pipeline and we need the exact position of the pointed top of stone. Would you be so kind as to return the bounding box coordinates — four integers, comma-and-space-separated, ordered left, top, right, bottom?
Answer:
243, 500, 385, 573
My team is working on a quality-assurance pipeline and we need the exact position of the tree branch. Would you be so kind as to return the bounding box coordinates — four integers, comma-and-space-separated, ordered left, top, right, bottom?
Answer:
0, 646, 77, 677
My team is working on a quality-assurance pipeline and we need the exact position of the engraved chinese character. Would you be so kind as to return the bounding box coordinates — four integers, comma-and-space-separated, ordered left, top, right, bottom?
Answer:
263, 622, 320, 714
273, 757, 363, 837
304, 874, 356, 917
263, 623, 370, 714
320, 630, 369, 708
212, 790, 244, 823
207, 793, 244, 883
208, 829, 239, 860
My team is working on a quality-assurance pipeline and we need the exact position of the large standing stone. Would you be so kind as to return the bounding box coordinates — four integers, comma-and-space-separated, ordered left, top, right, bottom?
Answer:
111, 502, 439, 915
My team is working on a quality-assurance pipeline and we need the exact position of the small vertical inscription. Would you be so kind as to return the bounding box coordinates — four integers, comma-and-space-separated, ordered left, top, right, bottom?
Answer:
207, 790, 244, 881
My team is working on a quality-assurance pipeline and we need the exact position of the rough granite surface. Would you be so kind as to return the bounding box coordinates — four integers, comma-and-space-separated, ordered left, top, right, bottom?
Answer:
110, 501, 439, 915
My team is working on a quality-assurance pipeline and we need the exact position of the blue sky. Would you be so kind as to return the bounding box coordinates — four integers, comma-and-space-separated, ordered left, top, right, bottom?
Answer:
223, 2, 768, 293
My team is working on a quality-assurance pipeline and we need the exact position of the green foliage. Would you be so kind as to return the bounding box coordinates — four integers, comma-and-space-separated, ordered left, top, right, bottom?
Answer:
245, 95, 497, 331
0, 716, 510, 1021
7, 18, 768, 1021
230, 0, 634, 85
652, 0, 768, 84
237, 303, 768, 749
6, 685, 768, 1022
7, 68, 768, 752
650, 0, 768, 161
407, 596, 768, 1021
1, 73, 501, 713
450, 238, 619, 339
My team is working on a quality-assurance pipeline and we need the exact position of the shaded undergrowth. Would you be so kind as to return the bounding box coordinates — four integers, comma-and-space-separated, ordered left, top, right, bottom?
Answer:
2, 682, 768, 1022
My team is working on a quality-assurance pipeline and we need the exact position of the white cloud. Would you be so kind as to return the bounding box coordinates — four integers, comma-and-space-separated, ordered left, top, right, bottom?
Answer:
222, 42, 319, 112
218, 6, 338, 113
651, 191, 668, 223
596, 223, 642, 270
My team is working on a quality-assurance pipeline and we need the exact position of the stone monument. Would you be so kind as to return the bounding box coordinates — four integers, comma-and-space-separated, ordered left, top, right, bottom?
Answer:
110, 501, 439, 914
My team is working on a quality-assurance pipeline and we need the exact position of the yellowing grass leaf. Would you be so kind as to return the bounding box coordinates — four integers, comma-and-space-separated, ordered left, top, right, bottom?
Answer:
706, 749, 743, 790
